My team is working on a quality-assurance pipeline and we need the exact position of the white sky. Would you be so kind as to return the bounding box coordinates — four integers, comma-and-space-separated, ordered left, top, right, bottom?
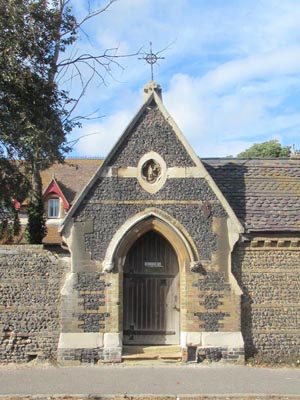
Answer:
64, 0, 300, 158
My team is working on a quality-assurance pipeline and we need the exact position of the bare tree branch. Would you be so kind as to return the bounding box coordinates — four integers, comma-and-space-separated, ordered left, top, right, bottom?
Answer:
61, 66, 97, 124
76, 0, 117, 29
66, 131, 104, 149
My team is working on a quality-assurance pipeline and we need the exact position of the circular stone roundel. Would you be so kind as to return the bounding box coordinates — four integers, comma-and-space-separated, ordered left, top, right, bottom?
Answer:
142, 159, 161, 183
137, 152, 167, 193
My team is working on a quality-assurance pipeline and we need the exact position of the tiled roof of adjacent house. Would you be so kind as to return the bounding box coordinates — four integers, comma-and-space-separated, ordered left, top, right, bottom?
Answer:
44, 157, 300, 233
29, 157, 300, 239
203, 158, 300, 232
41, 158, 103, 205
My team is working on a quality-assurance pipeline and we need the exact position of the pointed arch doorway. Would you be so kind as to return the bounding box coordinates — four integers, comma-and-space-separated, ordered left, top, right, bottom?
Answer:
123, 230, 180, 345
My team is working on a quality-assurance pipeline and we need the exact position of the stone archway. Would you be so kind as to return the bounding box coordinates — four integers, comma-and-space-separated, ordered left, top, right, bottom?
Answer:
103, 208, 198, 273
102, 209, 199, 348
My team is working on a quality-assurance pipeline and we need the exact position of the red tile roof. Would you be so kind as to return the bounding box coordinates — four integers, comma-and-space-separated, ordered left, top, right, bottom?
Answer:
40, 158, 103, 205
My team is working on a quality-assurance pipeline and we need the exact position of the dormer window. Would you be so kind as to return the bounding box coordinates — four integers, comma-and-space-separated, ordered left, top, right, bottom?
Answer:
43, 178, 70, 220
48, 198, 60, 218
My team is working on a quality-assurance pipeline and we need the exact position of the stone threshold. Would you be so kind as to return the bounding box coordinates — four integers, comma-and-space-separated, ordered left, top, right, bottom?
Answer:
122, 345, 182, 362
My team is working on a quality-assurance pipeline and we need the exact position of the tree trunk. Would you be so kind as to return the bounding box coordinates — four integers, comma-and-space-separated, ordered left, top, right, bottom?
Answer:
26, 159, 47, 244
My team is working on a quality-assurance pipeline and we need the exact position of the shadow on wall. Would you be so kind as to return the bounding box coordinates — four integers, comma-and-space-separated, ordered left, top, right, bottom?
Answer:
232, 251, 256, 359
204, 160, 255, 358
203, 160, 248, 227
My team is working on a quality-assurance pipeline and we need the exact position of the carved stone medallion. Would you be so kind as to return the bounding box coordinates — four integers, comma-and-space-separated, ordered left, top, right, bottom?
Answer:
142, 159, 161, 184
137, 152, 167, 193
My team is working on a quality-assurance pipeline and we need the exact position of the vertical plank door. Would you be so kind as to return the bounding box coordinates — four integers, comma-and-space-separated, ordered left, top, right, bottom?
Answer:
123, 231, 180, 345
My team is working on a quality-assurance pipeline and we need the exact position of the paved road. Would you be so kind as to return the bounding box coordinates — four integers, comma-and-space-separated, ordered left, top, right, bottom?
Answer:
0, 364, 300, 397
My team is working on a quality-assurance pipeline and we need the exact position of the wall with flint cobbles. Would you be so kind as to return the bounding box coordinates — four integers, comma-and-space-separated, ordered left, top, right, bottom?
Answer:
0, 245, 67, 363
232, 241, 300, 360
69, 103, 241, 344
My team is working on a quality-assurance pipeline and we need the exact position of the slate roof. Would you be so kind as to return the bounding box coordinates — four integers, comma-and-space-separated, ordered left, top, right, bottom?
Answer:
203, 158, 300, 232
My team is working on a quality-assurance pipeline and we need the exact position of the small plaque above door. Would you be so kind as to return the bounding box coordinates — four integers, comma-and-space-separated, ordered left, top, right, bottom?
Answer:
144, 262, 163, 268
145, 261, 164, 273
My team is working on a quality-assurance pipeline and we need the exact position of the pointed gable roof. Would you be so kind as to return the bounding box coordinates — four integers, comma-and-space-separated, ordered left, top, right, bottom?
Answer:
60, 82, 243, 234
43, 177, 70, 210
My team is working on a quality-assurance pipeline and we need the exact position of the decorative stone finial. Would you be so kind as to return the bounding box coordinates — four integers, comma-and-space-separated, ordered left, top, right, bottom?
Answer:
143, 81, 162, 102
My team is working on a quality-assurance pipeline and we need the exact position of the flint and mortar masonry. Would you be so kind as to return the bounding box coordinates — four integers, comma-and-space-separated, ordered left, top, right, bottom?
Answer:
0, 246, 67, 363
232, 244, 300, 360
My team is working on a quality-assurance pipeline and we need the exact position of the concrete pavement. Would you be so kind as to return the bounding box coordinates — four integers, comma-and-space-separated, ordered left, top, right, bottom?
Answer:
0, 364, 300, 397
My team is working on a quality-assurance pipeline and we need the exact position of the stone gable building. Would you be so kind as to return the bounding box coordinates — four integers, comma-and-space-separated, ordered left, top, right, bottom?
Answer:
1, 81, 300, 364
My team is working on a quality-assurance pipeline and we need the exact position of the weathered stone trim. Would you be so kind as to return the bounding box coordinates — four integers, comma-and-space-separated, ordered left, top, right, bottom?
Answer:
238, 268, 300, 273
58, 333, 104, 349
86, 200, 221, 205
0, 245, 44, 251
57, 332, 122, 364
181, 331, 244, 363
101, 165, 210, 179
87, 200, 202, 205
252, 304, 300, 309
102, 208, 199, 272
241, 238, 300, 249
252, 329, 300, 333
167, 166, 207, 178
62, 220, 96, 273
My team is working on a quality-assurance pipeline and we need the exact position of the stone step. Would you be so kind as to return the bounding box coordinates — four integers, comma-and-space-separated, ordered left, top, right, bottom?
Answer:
123, 345, 181, 355
122, 353, 158, 360
122, 345, 182, 362
159, 353, 182, 359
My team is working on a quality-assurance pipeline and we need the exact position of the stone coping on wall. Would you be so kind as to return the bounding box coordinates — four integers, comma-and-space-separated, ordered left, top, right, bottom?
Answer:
241, 238, 300, 249
0, 245, 44, 253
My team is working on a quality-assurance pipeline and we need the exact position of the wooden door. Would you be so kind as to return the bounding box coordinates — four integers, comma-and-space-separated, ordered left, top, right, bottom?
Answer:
123, 230, 180, 345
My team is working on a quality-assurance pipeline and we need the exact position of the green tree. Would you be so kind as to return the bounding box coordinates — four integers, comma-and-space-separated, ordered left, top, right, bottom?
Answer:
26, 174, 47, 244
0, 0, 123, 243
0, 0, 72, 242
0, 157, 29, 242
237, 140, 291, 158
